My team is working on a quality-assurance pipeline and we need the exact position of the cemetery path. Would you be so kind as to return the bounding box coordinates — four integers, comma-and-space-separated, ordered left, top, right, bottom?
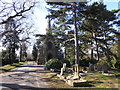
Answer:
0, 62, 51, 89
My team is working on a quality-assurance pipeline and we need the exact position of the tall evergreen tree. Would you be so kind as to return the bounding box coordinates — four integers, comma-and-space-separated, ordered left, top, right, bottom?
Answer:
46, 1, 119, 67
32, 44, 38, 61
81, 2, 118, 65
46, 2, 88, 65
2, 18, 19, 63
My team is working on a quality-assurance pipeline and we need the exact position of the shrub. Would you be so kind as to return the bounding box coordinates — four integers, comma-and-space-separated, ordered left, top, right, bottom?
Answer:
61, 58, 71, 67
69, 57, 75, 65
2, 59, 10, 65
44, 59, 63, 70
27, 58, 33, 61
115, 60, 120, 69
79, 59, 89, 67
79, 58, 97, 67
14, 59, 19, 63
20, 58, 26, 62
97, 60, 110, 68
88, 59, 97, 64
111, 59, 116, 68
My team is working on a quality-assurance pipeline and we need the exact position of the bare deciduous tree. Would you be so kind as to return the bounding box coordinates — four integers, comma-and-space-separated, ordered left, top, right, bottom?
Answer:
0, 0, 37, 63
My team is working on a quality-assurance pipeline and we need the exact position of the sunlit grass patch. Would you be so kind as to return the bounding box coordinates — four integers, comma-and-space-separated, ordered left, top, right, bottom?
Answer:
0, 62, 27, 73
0, 64, 15, 70
95, 84, 109, 88
84, 72, 119, 88
11, 62, 26, 66
46, 72, 57, 75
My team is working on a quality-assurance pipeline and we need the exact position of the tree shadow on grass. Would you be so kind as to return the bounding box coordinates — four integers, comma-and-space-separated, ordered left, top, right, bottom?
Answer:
88, 81, 104, 84
74, 81, 94, 87
41, 74, 58, 82
74, 81, 104, 87
42, 75, 96, 88
0, 69, 9, 72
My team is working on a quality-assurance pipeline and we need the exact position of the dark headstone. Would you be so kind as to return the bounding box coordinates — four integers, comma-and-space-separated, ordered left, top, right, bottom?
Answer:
102, 64, 109, 73
96, 65, 102, 71
89, 63, 95, 71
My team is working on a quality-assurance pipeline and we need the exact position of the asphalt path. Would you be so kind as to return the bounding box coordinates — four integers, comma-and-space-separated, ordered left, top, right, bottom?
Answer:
0, 62, 51, 90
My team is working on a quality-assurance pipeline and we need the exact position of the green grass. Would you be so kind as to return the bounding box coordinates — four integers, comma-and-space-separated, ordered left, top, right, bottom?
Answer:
46, 72, 57, 75
0, 62, 27, 73
11, 62, 26, 66
109, 68, 120, 75
43, 71, 119, 89
111, 71, 120, 75
83, 73, 119, 88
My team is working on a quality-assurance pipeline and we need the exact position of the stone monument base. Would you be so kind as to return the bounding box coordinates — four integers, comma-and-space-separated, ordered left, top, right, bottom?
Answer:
57, 74, 87, 87
57, 74, 67, 80
66, 79, 87, 87
57, 64, 87, 87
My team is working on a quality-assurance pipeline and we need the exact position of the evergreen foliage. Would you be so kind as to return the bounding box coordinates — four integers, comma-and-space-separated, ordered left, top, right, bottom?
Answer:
32, 44, 38, 61
45, 58, 71, 70
45, 59, 63, 70
45, 1, 120, 68
115, 60, 120, 69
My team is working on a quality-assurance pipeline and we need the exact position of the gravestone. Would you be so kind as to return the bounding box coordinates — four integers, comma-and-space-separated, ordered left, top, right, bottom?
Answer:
73, 64, 81, 80
89, 63, 95, 71
66, 64, 86, 86
57, 64, 87, 87
63, 63, 66, 71
102, 64, 109, 73
60, 63, 66, 75
95, 65, 102, 71
60, 68, 64, 75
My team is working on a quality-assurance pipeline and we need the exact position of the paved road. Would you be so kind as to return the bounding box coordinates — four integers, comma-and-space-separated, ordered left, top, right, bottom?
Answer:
0, 62, 51, 90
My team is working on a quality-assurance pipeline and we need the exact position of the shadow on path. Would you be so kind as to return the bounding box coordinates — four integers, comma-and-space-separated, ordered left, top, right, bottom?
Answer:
1, 83, 67, 90
18, 65, 44, 68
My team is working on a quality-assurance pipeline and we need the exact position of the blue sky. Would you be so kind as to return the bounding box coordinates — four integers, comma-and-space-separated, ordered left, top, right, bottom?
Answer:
29, 0, 119, 54
36, 1, 119, 34
0, 0, 119, 54
105, 1, 119, 10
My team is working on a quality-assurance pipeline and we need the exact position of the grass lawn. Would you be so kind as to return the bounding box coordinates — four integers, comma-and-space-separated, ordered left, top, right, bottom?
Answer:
0, 62, 27, 73
83, 73, 119, 88
39, 70, 120, 89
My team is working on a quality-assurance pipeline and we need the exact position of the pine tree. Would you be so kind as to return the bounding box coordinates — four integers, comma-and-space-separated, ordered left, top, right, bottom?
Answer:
46, 2, 88, 65
2, 18, 19, 63
81, 2, 118, 66
32, 44, 38, 61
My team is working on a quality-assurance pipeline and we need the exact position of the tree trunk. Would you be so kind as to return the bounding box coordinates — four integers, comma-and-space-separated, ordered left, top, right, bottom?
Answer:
64, 47, 66, 58
8, 47, 11, 64
96, 44, 99, 61
93, 32, 99, 61
117, 35, 120, 60
91, 41, 94, 59
73, 3, 79, 65
12, 46, 16, 63
105, 42, 112, 66
104, 31, 112, 66
19, 45, 22, 62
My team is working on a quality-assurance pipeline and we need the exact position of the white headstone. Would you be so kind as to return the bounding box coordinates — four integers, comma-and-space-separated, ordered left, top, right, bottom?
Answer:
60, 68, 64, 75
73, 64, 80, 80
63, 63, 66, 71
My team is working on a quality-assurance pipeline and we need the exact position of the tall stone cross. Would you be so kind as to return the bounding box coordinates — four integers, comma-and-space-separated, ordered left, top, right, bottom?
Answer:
73, 64, 80, 80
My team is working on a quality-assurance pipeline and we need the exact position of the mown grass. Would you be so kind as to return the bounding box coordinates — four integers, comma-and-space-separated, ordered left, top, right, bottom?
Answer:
81, 73, 119, 88
110, 69, 120, 75
0, 62, 27, 73
41, 71, 120, 89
